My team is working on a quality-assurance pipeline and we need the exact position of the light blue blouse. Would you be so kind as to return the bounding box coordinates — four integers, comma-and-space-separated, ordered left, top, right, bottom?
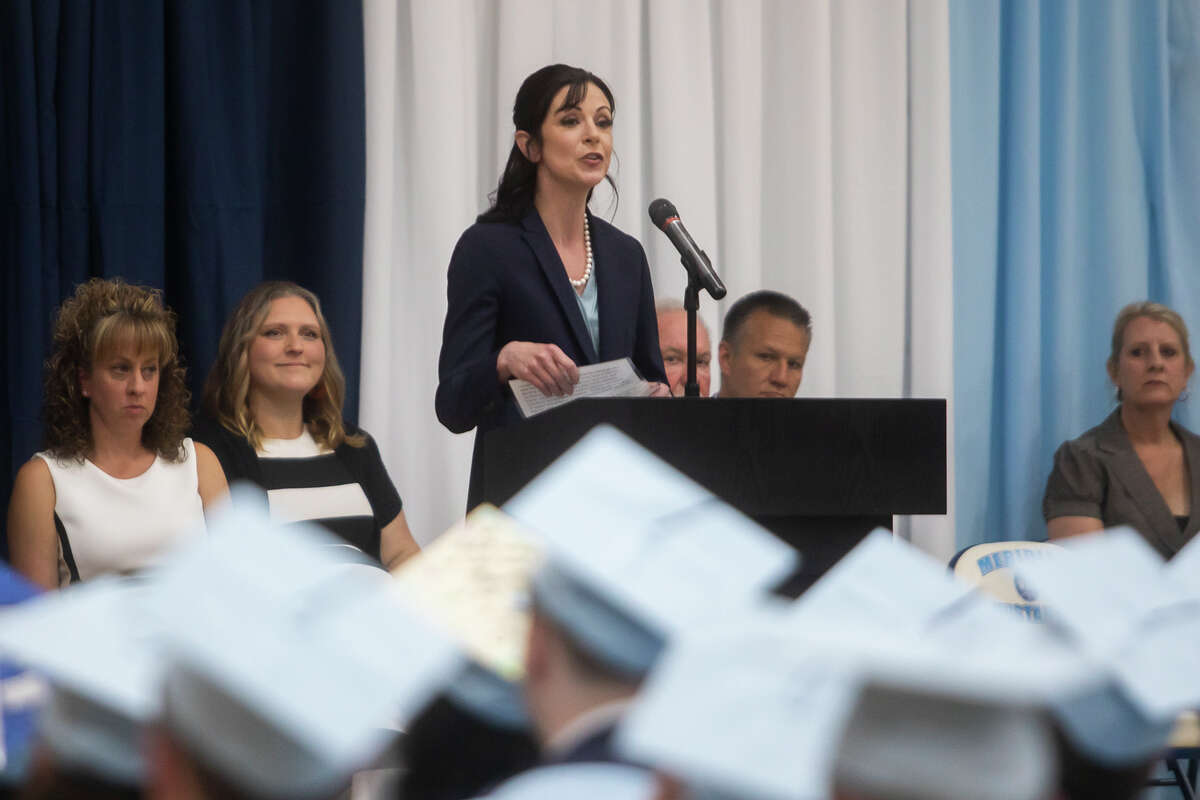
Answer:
573, 272, 600, 355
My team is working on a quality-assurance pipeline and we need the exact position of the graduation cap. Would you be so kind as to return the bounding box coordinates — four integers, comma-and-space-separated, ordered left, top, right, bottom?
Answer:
0, 561, 42, 777
151, 505, 461, 798
788, 528, 975, 633
617, 566, 1101, 800
832, 683, 1056, 800
504, 426, 797, 676
393, 503, 545, 728
0, 577, 160, 786
1009, 528, 1190, 763
483, 762, 656, 800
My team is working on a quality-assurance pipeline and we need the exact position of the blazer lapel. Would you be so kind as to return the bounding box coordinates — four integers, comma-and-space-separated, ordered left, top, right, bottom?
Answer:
1096, 409, 1183, 555
591, 213, 624, 363
1172, 419, 1200, 551
521, 208, 598, 364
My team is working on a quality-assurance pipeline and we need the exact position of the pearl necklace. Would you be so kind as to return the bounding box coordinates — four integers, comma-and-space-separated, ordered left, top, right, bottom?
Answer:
570, 218, 593, 290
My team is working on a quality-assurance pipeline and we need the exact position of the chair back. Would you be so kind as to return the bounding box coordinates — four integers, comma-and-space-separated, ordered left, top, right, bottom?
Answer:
949, 541, 1063, 622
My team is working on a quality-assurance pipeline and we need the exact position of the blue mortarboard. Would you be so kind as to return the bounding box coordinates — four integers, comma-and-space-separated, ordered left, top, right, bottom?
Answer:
444, 661, 530, 730
0, 561, 42, 778
0, 564, 39, 607
152, 505, 461, 798
0, 577, 160, 786
505, 426, 797, 676
1052, 682, 1174, 766
483, 763, 655, 800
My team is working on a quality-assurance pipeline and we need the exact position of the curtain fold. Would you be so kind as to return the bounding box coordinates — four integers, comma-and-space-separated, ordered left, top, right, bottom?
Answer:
1, 0, 366, 554
951, 0, 1200, 549
362, 0, 956, 558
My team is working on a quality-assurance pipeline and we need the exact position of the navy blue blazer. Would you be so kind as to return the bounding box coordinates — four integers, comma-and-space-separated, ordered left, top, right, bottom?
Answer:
436, 207, 667, 509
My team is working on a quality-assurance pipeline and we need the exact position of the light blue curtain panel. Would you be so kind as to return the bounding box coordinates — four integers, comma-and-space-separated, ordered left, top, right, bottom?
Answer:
950, 0, 1200, 548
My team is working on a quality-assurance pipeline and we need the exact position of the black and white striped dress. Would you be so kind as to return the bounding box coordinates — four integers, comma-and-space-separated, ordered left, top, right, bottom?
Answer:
194, 420, 403, 563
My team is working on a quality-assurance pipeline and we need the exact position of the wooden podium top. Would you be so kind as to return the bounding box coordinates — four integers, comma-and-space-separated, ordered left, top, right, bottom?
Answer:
483, 397, 946, 517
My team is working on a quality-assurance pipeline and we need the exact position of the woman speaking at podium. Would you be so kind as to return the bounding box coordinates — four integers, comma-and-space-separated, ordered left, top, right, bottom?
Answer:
436, 64, 668, 509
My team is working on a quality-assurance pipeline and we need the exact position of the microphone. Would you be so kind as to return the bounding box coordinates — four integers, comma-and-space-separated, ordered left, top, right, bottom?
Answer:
648, 199, 727, 300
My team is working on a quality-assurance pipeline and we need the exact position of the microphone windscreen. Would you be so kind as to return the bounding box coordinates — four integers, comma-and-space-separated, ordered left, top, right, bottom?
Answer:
648, 198, 679, 230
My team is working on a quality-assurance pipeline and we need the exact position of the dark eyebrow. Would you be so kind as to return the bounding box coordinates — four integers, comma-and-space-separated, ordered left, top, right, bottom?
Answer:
554, 103, 612, 115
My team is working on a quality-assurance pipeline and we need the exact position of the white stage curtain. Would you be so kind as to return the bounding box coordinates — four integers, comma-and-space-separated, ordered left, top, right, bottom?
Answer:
360, 0, 956, 560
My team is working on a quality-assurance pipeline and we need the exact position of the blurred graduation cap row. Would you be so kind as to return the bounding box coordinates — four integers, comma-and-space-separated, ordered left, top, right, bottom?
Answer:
1, 424, 1196, 800
607, 527, 1200, 800
0, 426, 798, 795
0, 501, 465, 796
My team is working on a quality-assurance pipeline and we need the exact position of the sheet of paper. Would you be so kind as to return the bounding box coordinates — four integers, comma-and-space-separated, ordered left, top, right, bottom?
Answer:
392, 505, 543, 680
509, 357, 654, 418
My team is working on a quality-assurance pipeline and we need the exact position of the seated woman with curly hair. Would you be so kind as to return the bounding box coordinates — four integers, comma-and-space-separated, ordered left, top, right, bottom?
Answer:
7, 279, 227, 589
192, 281, 420, 569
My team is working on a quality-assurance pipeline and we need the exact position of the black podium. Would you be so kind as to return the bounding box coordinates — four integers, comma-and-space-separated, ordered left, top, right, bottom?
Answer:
483, 398, 946, 595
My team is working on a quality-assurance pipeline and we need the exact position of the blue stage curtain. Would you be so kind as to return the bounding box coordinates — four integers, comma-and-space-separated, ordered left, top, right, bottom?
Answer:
0, 0, 365, 556
950, 0, 1200, 548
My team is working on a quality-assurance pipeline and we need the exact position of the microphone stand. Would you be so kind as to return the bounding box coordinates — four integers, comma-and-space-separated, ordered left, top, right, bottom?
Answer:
684, 275, 701, 397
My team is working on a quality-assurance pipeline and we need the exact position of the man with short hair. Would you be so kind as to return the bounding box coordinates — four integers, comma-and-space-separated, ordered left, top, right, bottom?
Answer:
655, 300, 712, 397
716, 290, 812, 399
521, 571, 648, 764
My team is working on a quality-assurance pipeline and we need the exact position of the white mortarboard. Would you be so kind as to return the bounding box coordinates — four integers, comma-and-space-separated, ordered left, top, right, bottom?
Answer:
616, 608, 857, 800
0, 577, 160, 786
1005, 528, 1188, 760
872, 538, 1175, 768
482, 763, 655, 800
789, 528, 975, 633
504, 426, 797, 675
1011, 527, 1200, 719
834, 587, 1089, 800
152, 505, 461, 798
619, 589, 1099, 799
1166, 527, 1200, 601
832, 683, 1056, 800
393, 504, 543, 728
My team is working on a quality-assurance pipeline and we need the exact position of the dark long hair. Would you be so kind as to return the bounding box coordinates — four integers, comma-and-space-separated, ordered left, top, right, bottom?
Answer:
478, 64, 617, 224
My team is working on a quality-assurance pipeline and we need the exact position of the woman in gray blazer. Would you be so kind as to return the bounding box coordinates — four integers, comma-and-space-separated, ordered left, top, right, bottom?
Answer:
1043, 302, 1199, 557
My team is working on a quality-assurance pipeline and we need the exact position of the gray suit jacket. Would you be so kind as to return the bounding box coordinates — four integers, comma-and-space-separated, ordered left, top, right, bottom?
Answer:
1043, 408, 1200, 558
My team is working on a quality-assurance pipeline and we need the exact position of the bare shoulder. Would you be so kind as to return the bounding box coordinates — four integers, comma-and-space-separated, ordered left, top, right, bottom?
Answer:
11, 457, 55, 505
194, 441, 218, 463
193, 442, 229, 509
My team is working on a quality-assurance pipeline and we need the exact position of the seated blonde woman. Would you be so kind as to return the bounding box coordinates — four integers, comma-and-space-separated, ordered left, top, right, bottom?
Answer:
193, 281, 420, 569
1044, 301, 1198, 557
7, 279, 227, 589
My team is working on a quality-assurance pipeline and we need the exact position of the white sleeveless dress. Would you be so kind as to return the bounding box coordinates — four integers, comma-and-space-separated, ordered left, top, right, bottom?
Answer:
36, 438, 207, 585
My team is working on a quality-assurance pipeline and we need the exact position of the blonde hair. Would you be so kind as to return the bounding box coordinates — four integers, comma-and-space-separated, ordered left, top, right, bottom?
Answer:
43, 278, 190, 461
202, 282, 363, 451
